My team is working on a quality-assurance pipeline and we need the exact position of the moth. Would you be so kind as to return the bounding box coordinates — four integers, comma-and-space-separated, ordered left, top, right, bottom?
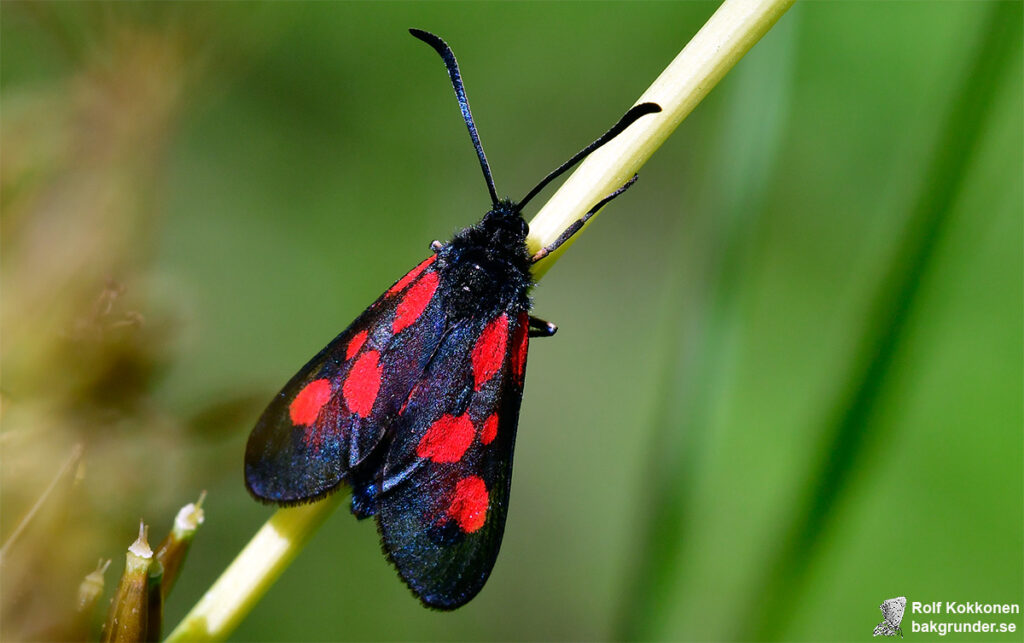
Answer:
245, 28, 660, 609
873, 596, 906, 638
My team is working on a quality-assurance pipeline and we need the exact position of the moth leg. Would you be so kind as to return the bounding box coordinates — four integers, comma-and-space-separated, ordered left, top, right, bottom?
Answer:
430, 240, 443, 252
350, 480, 379, 519
528, 316, 557, 338
530, 174, 639, 263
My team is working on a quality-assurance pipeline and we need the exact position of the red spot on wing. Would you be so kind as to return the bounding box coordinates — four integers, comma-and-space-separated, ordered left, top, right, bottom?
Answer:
387, 255, 436, 295
393, 271, 439, 334
448, 475, 489, 533
511, 312, 529, 384
303, 395, 342, 451
342, 350, 381, 417
289, 379, 332, 426
416, 413, 475, 463
346, 330, 368, 360
480, 414, 498, 445
471, 314, 509, 390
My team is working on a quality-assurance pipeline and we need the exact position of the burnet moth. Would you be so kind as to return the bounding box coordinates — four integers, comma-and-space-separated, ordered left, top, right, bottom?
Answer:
244, 29, 661, 609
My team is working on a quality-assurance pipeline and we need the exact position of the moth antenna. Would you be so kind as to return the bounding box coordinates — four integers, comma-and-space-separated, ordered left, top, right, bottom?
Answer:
530, 174, 638, 263
518, 103, 661, 210
410, 29, 499, 207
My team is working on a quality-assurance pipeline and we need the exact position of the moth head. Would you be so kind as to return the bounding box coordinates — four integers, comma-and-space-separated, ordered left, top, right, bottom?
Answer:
481, 200, 528, 242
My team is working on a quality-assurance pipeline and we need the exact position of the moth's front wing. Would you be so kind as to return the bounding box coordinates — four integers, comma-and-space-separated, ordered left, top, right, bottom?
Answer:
377, 311, 530, 609
244, 255, 446, 504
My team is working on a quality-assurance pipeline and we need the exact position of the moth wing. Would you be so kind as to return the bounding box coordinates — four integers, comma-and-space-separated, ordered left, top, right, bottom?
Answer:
377, 310, 531, 609
245, 255, 446, 504
881, 597, 906, 626
873, 622, 896, 637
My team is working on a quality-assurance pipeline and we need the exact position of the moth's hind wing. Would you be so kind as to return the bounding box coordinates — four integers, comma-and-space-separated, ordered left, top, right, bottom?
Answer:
245, 255, 444, 504
873, 622, 896, 637
377, 311, 530, 609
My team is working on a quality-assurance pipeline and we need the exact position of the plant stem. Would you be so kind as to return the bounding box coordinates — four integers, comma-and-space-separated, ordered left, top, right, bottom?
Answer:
527, 0, 795, 279
165, 1, 794, 639
164, 494, 343, 642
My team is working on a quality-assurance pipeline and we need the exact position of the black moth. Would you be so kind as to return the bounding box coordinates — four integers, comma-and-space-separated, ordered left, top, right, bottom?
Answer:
245, 29, 660, 609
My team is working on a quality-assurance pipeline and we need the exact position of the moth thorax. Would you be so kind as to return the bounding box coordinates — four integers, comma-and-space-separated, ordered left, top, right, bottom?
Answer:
444, 253, 516, 317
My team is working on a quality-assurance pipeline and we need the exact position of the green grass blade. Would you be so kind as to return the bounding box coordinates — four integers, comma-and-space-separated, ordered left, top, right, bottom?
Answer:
742, 3, 1021, 639
616, 10, 799, 639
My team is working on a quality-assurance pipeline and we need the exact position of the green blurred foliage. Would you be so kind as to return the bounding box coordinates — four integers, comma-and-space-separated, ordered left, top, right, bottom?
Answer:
1, 2, 1020, 641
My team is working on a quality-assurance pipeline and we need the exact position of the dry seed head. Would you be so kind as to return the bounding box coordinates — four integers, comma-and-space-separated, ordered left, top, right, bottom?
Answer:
128, 521, 152, 559
157, 491, 207, 600
173, 491, 206, 534
77, 559, 112, 612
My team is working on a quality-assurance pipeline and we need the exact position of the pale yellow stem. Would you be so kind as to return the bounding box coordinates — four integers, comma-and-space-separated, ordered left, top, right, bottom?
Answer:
164, 1, 794, 639
164, 494, 343, 642
528, 0, 795, 278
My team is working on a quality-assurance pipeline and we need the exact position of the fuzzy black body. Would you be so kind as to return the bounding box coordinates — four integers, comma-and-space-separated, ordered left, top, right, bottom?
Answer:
245, 201, 536, 609
441, 201, 533, 318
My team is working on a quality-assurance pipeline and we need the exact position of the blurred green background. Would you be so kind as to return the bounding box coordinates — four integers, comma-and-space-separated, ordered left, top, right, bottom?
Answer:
2, 2, 1021, 641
